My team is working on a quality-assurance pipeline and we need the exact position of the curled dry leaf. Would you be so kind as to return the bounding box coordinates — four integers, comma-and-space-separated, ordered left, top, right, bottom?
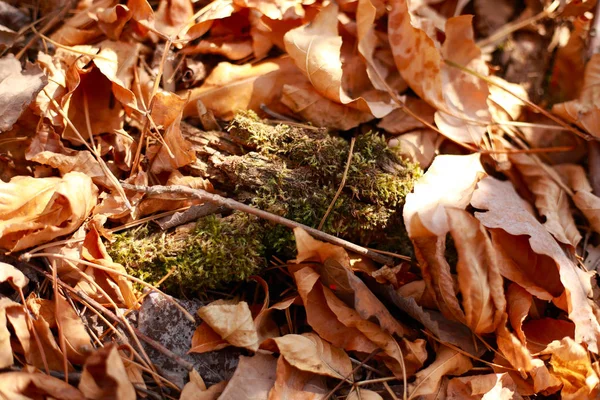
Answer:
388, 1, 490, 144
0, 298, 18, 369
409, 344, 472, 398
347, 389, 383, 400
553, 53, 600, 138
540, 337, 599, 399
264, 332, 352, 380
268, 356, 328, 400
506, 283, 532, 345
56, 294, 93, 365
0, 172, 98, 251
180, 369, 227, 400
292, 227, 350, 268
496, 314, 534, 374
510, 153, 581, 247
219, 353, 278, 400
471, 177, 600, 353
0, 261, 28, 289
197, 299, 259, 352
284, 3, 395, 118
0, 54, 47, 132
0, 371, 85, 400
78, 344, 136, 400
447, 373, 522, 400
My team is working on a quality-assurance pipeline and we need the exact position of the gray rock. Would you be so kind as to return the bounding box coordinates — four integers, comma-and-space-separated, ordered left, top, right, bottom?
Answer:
137, 292, 240, 388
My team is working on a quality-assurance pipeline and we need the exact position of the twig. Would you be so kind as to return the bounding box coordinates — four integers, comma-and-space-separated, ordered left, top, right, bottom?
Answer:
319, 137, 355, 230
325, 349, 380, 399
120, 183, 396, 265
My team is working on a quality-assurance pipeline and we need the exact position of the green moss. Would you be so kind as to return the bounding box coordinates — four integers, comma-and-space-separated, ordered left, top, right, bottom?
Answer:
108, 213, 265, 295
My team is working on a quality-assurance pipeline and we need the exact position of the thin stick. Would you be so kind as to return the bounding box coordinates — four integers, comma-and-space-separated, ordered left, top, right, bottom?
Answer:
444, 59, 594, 141
319, 137, 355, 230
120, 183, 396, 265
325, 349, 380, 399
23, 253, 195, 322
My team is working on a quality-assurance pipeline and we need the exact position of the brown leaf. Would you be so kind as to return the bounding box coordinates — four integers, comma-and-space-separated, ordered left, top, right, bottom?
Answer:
378, 97, 436, 135
388, 3, 490, 144
0, 172, 98, 251
0, 371, 85, 400
235, 0, 310, 19
292, 228, 350, 268
197, 300, 259, 352
79, 344, 136, 400
472, 176, 600, 353
522, 318, 575, 354
182, 38, 254, 60
506, 284, 532, 345
56, 294, 93, 365
280, 83, 375, 130
447, 373, 523, 400
553, 53, 600, 138
409, 345, 472, 398
181, 57, 306, 119
0, 298, 19, 368
0, 54, 47, 132
510, 153, 581, 247
447, 208, 506, 333
347, 389, 383, 400
292, 266, 379, 353
496, 314, 534, 374
189, 321, 229, 354
180, 370, 227, 400
0, 261, 28, 289
219, 353, 278, 399
541, 337, 599, 399
265, 333, 352, 379
284, 3, 394, 118
268, 356, 328, 400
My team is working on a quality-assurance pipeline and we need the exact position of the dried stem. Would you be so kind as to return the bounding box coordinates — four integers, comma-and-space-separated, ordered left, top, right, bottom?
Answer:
120, 183, 396, 265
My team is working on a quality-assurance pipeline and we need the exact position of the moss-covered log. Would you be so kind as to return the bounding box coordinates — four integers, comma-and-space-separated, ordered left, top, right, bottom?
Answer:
109, 113, 422, 294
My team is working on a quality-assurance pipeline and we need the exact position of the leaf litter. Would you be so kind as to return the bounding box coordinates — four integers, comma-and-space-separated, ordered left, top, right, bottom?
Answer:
1, 0, 600, 398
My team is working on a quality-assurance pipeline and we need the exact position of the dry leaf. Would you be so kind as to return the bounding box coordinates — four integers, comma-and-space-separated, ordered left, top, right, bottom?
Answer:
197, 300, 259, 352
347, 389, 383, 400
264, 333, 352, 379
409, 345, 472, 398
56, 294, 93, 364
541, 337, 599, 399
219, 353, 278, 399
180, 370, 227, 400
553, 53, 600, 138
0, 172, 98, 251
510, 153, 581, 247
388, 2, 490, 144
0, 54, 47, 132
0, 261, 28, 289
0, 298, 19, 368
268, 356, 328, 400
78, 344, 136, 400
506, 283, 532, 344
284, 3, 395, 118
496, 314, 534, 374
189, 321, 229, 354
447, 373, 523, 400
292, 227, 350, 268
522, 318, 575, 354
447, 208, 506, 333
0, 371, 85, 400
471, 177, 600, 353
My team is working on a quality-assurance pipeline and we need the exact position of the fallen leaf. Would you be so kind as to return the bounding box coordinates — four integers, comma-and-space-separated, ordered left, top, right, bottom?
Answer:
506, 283, 532, 344
0, 371, 85, 400
347, 389, 383, 400
265, 333, 352, 379
219, 353, 278, 399
292, 227, 350, 268
268, 356, 328, 400
447, 373, 523, 400
522, 318, 575, 354
197, 300, 259, 352
0, 54, 47, 132
388, 2, 490, 144
471, 176, 600, 353
0, 298, 19, 368
180, 370, 227, 400
284, 3, 395, 118
510, 153, 581, 247
189, 321, 229, 354
447, 208, 506, 333
0, 172, 98, 251
56, 294, 93, 364
0, 261, 28, 289
409, 344, 472, 398
540, 337, 599, 399
553, 53, 600, 138
78, 344, 136, 400
496, 314, 534, 374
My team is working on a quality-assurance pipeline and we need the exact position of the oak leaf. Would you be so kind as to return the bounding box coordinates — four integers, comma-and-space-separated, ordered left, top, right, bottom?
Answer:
197, 300, 259, 352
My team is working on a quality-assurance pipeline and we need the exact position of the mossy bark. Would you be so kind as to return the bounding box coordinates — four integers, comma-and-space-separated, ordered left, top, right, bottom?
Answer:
109, 113, 421, 295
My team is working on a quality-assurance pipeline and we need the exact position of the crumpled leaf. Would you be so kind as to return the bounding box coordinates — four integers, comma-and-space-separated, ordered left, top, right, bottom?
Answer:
553, 53, 600, 138
180, 369, 227, 400
447, 373, 523, 400
197, 299, 259, 352
510, 153, 581, 247
0, 371, 85, 400
219, 353, 278, 399
540, 337, 599, 399
0, 172, 98, 251
284, 3, 395, 118
471, 177, 600, 353
409, 344, 472, 398
78, 344, 136, 400
264, 332, 352, 379
268, 356, 328, 400
0, 261, 28, 289
388, 1, 490, 144
0, 54, 47, 132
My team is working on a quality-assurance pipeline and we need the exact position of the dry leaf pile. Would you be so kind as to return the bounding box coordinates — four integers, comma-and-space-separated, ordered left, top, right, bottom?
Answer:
2, 0, 600, 398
